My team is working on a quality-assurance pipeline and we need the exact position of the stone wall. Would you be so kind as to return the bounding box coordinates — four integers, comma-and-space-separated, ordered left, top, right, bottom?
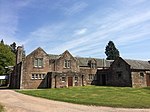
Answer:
131, 71, 147, 88
21, 48, 50, 89
108, 58, 132, 87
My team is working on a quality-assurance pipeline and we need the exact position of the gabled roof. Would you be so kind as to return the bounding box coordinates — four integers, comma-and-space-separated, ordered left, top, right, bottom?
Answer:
26, 47, 48, 57
125, 59, 150, 70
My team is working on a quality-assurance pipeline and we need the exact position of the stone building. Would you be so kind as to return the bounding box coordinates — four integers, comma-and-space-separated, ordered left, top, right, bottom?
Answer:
10, 46, 150, 89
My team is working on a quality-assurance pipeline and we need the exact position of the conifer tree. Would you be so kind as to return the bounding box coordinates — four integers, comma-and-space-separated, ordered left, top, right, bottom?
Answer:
105, 41, 120, 60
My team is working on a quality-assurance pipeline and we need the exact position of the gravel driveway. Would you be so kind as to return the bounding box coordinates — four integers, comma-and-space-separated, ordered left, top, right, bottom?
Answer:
0, 90, 149, 112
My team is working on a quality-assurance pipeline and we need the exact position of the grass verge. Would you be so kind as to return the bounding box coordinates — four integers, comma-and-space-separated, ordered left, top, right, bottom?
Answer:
17, 86, 150, 108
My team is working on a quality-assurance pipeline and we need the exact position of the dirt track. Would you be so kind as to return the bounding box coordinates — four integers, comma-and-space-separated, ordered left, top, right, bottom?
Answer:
0, 90, 150, 112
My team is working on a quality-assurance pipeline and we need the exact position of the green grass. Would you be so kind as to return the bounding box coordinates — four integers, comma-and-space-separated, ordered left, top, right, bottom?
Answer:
0, 104, 4, 112
17, 86, 150, 108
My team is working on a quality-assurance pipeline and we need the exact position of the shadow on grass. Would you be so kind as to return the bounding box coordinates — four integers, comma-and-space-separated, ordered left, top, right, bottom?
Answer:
142, 87, 150, 90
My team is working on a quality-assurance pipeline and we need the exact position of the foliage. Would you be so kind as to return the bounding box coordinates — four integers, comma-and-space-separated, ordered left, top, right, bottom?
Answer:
105, 41, 120, 60
10, 42, 17, 54
0, 42, 15, 74
17, 86, 150, 108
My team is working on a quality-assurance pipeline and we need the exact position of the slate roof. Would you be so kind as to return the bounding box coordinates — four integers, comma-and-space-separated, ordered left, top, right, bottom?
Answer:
125, 59, 150, 70
71, 57, 113, 67
48, 54, 60, 59
48, 54, 150, 70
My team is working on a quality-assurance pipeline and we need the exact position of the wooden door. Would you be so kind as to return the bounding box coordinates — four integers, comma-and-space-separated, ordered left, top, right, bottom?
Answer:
68, 77, 73, 86
146, 74, 150, 86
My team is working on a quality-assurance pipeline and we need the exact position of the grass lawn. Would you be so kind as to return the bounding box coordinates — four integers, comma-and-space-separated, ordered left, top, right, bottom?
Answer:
17, 86, 150, 108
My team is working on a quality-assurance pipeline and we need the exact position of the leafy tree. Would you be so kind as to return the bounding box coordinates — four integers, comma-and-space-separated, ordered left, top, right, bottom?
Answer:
0, 42, 15, 74
105, 41, 120, 60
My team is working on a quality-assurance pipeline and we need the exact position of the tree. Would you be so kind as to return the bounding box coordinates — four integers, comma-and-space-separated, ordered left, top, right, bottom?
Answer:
10, 42, 17, 54
105, 41, 120, 60
0, 43, 15, 74
0, 39, 4, 44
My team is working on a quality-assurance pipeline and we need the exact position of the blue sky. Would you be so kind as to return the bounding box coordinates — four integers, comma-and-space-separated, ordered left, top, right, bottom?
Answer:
0, 0, 150, 60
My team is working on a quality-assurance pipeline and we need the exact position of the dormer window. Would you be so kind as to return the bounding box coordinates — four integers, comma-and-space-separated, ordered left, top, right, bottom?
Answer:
91, 63, 96, 69
88, 59, 96, 69
34, 58, 43, 67
64, 60, 71, 68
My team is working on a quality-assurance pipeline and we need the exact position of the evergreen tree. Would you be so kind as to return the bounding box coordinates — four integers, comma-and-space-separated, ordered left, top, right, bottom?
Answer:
105, 41, 120, 60
10, 42, 17, 54
0, 39, 4, 44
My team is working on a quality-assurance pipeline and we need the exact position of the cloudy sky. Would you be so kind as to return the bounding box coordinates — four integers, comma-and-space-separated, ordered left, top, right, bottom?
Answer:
0, 0, 150, 60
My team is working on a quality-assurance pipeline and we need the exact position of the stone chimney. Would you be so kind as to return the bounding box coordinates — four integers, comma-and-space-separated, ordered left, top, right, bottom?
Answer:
16, 46, 24, 64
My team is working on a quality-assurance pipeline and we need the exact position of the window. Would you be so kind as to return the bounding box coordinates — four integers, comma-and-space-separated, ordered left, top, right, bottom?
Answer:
89, 74, 93, 80
42, 74, 45, 79
75, 76, 78, 82
39, 74, 42, 79
61, 76, 66, 82
31, 74, 45, 80
117, 71, 122, 79
64, 60, 71, 68
35, 74, 38, 79
32, 74, 35, 79
140, 72, 144, 77
34, 58, 43, 67
91, 63, 96, 69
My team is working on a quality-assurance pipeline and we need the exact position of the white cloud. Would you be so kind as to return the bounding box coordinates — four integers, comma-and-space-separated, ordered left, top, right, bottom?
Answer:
74, 28, 87, 35
63, 1, 88, 15
121, 0, 147, 6
0, 1, 30, 45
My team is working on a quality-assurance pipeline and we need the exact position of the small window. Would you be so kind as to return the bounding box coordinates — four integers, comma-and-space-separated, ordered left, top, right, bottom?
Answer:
34, 58, 43, 67
117, 71, 122, 79
42, 74, 45, 79
39, 74, 42, 79
89, 74, 93, 80
34, 59, 38, 67
32, 74, 35, 79
35, 74, 38, 79
61, 76, 66, 82
75, 76, 78, 82
140, 72, 144, 77
91, 63, 96, 69
64, 60, 71, 68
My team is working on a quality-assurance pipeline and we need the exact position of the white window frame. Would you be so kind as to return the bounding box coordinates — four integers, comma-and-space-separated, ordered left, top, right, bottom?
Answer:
64, 60, 71, 68
34, 58, 43, 68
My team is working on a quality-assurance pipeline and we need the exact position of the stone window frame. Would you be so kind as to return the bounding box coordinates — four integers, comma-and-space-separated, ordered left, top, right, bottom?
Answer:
31, 73, 45, 80
31, 74, 35, 79
61, 76, 66, 82
91, 63, 96, 69
88, 74, 94, 80
140, 72, 144, 77
34, 58, 43, 68
64, 60, 71, 68
75, 76, 78, 82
